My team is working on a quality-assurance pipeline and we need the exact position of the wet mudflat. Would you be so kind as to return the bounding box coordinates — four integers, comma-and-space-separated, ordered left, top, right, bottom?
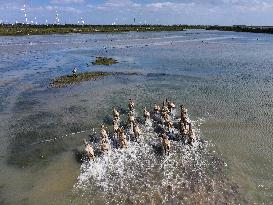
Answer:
0, 30, 273, 204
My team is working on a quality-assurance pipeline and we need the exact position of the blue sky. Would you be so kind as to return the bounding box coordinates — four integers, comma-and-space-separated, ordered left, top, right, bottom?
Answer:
0, 0, 272, 25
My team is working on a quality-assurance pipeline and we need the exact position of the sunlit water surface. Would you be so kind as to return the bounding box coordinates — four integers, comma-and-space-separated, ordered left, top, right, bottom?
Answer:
0, 30, 272, 204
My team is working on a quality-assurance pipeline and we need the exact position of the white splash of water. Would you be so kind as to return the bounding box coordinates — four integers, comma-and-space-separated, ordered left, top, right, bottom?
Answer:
72, 109, 227, 204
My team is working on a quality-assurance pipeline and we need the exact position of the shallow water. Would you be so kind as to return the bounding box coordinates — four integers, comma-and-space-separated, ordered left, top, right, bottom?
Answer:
0, 30, 272, 204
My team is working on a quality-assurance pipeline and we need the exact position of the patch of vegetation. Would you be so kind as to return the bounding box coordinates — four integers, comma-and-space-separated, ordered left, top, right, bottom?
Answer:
50, 71, 141, 88
50, 71, 112, 88
92, 57, 118, 66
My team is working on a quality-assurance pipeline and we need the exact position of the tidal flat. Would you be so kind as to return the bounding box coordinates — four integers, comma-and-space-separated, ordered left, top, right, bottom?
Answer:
0, 30, 272, 204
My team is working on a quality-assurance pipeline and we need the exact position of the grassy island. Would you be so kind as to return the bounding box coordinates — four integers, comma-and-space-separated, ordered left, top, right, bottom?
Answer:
50, 72, 112, 88
92, 57, 118, 66
0, 24, 187, 36
50, 71, 140, 88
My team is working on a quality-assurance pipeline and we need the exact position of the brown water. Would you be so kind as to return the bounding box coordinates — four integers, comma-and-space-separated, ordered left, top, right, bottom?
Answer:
0, 30, 272, 204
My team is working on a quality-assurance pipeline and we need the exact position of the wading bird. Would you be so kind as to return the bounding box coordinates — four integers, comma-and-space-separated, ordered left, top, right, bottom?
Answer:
72, 67, 77, 77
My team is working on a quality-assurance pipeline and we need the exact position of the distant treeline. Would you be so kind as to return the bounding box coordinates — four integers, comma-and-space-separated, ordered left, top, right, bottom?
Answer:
0, 24, 208, 36
1, 24, 273, 36
207, 25, 273, 34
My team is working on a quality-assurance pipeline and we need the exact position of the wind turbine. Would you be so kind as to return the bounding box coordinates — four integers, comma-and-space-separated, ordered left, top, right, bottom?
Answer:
21, 4, 28, 24
81, 17, 85, 25
55, 10, 60, 25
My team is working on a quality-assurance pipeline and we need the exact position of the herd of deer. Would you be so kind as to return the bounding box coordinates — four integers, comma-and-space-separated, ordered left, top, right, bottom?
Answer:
83, 99, 197, 161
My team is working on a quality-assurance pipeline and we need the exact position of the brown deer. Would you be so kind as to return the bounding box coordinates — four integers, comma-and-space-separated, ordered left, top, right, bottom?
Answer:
100, 124, 108, 139
166, 99, 176, 112
83, 139, 95, 161
187, 123, 196, 146
143, 107, 150, 121
127, 112, 135, 125
133, 121, 141, 142
128, 99, 135, 111
154, 103, 161, 113
118, 128, 128, 149
113, 107, 120, 119
100, 138, 110, 154
161, 133, 171, 155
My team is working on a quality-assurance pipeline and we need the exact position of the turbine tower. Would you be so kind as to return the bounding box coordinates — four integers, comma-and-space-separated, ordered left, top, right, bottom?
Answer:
21, 4, 28, 24
55, 10, 60, 25
81, 17, 85, 25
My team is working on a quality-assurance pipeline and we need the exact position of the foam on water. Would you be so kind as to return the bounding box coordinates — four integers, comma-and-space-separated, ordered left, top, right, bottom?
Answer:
73, 109, 234, 204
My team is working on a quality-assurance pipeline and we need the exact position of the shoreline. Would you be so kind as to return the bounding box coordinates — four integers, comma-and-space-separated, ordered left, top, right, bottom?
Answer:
206, 25, 273, 34
0, 24, 187, 36
1, 24, 273, 36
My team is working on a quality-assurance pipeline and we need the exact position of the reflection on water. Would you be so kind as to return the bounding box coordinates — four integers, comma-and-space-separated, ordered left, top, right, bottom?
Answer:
0, 30, 273, 204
